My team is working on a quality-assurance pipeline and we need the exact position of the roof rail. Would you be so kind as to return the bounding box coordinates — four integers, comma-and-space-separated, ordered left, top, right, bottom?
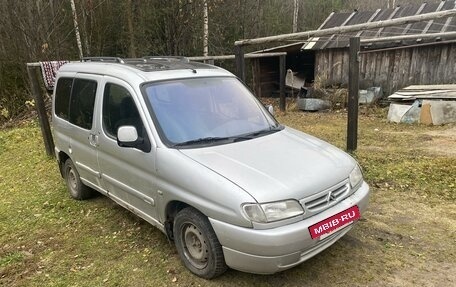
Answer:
143, 56, 190, 63
81, 56, 191, 64
82, 57, 125, 63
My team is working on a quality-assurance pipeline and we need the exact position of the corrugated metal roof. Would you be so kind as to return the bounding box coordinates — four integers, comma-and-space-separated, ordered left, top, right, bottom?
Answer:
302, 0, 456, 50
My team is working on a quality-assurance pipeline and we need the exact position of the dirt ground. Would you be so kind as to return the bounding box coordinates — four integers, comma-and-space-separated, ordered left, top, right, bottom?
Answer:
360, 190, 456, 287
424, 127, 456, 156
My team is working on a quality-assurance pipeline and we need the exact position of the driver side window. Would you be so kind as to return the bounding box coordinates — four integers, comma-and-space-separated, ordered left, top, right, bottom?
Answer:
102, 83, 144, 139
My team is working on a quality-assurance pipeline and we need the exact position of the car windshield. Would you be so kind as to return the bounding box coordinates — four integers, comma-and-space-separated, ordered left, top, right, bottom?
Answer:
143, 77, 281, 147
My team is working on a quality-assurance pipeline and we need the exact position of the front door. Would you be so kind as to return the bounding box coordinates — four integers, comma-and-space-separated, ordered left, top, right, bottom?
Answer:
97, 78, 160, 225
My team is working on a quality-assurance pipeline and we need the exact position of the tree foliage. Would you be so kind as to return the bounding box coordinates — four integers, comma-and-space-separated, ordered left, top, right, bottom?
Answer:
0, 0, 441, 121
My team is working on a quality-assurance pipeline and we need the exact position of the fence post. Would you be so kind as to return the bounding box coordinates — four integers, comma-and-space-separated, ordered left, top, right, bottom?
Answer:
347, 37, 360, 152
279, 54, 286, 112
234, 45, 246, 83
27, 65, 55, 157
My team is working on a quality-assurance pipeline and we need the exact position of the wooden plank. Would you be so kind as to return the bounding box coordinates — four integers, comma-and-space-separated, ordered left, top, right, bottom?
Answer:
189, 52, 287, 61
328, 49, 334, 82
336, 50, 344, 84
404, 49, 413, 87
397, 49, 407, 89
363, 31, 456, 44
235, 9, 456, 46
393, 50, 402, 93
317, 51, 326, 84
425, 47, 433, 84
444, 44, 453, 82
339, 49, 346, 84
418, 48, 426, 84
374, 51, 382, 87
360, 39, 456, 54
431, 46, 441, 84
390, 94, 456, 100
324, 50, 330, 84
347, 37, 360, 152
447, 44, 456, 81
315, 53, 321, 80
429, 46, 438, 85
452, 42, 456, 78
386, 51, 395, 95
343, 50, 350, 85
369, 51, 377, 86
359, 50, 366, 80
365, 52, 374, 86
372, 51, 378, 84
410, 47, 420, 84
26, 66, 55, 157
393, 50, 402, 90
438, 45, 448, 83
436, 45, 445, 84
363, 52, 371, 85
379, 51, 390, 86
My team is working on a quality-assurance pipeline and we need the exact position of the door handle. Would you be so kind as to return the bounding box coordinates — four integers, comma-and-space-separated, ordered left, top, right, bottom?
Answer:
89, 133, 99, 147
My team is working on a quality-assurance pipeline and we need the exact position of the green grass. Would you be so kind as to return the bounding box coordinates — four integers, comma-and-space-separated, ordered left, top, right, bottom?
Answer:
0, 110, 455, 286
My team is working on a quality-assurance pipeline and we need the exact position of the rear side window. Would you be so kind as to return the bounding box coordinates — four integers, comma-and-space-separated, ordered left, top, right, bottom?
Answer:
54, 78, 73, 120
103, 83, 143, 138
69, 79, 97, 130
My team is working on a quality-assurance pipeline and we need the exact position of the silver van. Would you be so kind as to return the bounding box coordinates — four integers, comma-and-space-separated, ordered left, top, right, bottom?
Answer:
52, 57, 369, 279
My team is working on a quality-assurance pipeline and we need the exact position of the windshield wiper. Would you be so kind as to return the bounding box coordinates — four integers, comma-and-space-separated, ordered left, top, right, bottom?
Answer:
172, 126, 284, 147
172, 137, 233, 147
236, 125, 284, 140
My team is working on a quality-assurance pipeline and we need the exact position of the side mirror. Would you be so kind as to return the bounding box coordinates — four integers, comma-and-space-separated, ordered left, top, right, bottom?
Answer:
117, 126, 138, 145
267, 105, 274, 115
117, 125, 152, 152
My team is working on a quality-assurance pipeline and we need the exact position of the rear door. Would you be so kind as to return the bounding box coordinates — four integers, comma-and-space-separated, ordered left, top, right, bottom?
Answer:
67, 74, 104, 190
97, 77, 160, 225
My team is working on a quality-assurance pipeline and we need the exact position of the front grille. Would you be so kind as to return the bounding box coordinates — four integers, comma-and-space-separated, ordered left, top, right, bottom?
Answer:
300, 181, 349, 215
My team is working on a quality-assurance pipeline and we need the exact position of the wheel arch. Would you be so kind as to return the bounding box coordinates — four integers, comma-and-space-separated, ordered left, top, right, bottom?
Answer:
57, 151, 71, 177
164, 200, 196, 241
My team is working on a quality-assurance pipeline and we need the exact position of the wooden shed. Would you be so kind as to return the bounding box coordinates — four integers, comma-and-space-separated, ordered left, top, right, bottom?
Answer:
252, 0, 456, 97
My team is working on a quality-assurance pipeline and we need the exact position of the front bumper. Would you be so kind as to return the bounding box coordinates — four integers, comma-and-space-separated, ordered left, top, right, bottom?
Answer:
209, 181, 370, 274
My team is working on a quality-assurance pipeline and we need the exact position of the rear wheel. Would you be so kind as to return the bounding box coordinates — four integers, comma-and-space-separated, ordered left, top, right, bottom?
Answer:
63, 159, 95, 200
173, 207, 227, 279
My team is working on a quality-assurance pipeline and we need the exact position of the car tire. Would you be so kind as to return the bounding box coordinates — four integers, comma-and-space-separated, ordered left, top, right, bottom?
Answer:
173, 207, 227, 279
63, 159, 95, 200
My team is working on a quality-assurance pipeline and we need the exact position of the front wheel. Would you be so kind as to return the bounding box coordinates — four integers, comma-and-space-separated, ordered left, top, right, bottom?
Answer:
173, 207, 227, 279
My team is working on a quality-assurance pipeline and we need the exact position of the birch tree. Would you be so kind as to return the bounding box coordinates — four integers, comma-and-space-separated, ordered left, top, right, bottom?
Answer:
203, 0, 209, 56
293, 0, 299, 33
70, 0, 84, 59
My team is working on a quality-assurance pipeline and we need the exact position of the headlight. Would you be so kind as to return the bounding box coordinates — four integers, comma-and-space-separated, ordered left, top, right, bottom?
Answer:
242, 200, 304, 223
349, 164, 363, 189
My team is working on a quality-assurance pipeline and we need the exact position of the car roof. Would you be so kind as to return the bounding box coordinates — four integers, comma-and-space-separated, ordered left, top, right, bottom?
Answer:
58, 57, 234, 84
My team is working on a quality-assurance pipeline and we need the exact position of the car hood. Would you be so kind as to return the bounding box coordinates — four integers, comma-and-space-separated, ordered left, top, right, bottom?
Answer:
179, 127, 356, 203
